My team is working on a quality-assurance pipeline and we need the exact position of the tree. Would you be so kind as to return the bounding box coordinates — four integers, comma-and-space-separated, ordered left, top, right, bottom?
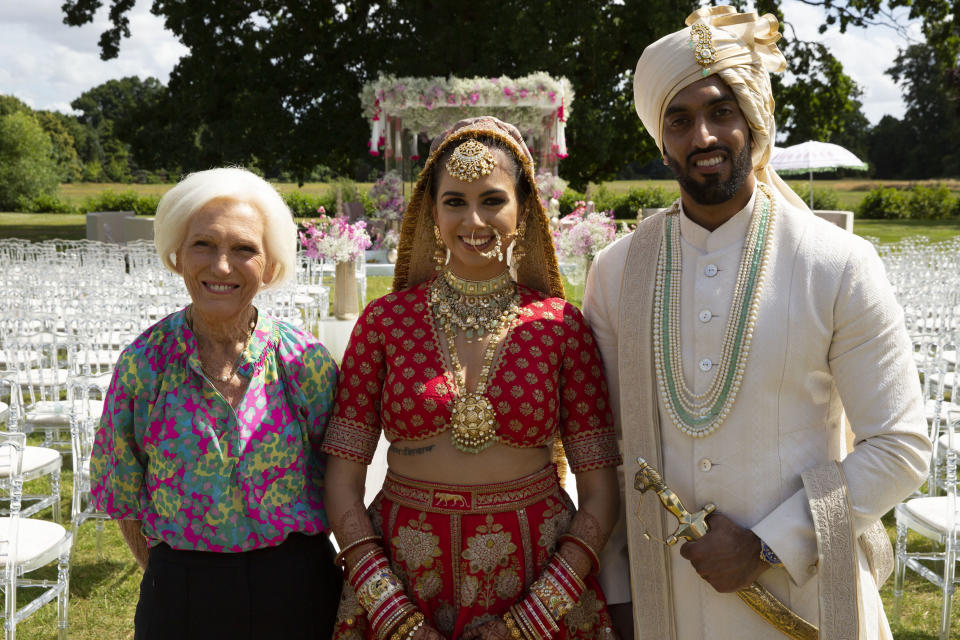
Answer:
776, 42, 870, 160
71, 76, 169, 179
886, 42, 960, 177
0, 112, 60, 210
61, 1, 867, 187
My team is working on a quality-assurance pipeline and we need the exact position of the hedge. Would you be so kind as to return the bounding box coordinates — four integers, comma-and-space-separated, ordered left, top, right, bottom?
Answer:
857, 184, 957, 220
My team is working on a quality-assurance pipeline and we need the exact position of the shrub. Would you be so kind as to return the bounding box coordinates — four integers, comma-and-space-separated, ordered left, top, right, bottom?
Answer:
558, 188, 587, 215
857, 187, 910, 219
15, 193, 76, 214
284, 191, 326, 218
612, 186, 675, 218
789, 184, 840, 211
79, 190, 161, 216
0, 112, 59, 210
906, 184, 955, 219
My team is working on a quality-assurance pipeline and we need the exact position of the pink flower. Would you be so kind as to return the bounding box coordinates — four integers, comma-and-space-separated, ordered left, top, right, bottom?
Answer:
519, 89, 529, 98
317, 206, 326, 214
503, 87, 514, 97
470, 92, 479, 105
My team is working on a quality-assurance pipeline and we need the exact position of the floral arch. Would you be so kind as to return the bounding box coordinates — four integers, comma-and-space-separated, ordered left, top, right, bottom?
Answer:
361, 72, 573, 176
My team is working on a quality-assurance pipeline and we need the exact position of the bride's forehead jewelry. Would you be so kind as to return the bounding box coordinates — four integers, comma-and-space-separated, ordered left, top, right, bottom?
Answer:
445, 139, 497, 182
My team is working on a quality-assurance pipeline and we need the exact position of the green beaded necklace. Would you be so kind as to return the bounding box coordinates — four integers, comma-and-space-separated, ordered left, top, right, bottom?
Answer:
653, 183, 776, 437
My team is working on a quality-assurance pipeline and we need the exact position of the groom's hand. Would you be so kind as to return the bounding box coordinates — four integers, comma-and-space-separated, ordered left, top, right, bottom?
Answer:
679, 512, 769, 593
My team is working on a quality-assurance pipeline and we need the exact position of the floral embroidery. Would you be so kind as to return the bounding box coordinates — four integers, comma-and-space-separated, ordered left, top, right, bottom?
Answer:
463, 515, 516, 574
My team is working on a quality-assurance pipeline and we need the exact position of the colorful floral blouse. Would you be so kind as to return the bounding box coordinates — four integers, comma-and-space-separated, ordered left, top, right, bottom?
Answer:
92, 308, 338, 552
321, 280, 621, 474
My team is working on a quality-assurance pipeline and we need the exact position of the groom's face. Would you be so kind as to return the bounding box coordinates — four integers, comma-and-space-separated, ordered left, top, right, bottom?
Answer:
661, 76, 753, 206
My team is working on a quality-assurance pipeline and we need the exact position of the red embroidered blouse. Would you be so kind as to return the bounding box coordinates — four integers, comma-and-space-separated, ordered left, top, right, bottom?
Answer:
321, 279, 622, 474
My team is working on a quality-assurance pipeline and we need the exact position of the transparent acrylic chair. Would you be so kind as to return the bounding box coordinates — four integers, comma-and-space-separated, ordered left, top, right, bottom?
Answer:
0, 431, 73, 640
893, 405, 960, 640
69, 381, 109, 552
0, 379, 62, 523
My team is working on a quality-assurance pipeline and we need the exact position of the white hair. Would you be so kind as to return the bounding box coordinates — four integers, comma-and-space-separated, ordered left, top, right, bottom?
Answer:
154, 167, 297, 289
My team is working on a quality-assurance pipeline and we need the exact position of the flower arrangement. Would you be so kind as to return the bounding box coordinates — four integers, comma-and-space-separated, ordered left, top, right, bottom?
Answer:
299, 210, 372, 264
535, 170, 567, 208
378, 228, 400, 251
368, 170, 405, 221
552, 201, 616, 263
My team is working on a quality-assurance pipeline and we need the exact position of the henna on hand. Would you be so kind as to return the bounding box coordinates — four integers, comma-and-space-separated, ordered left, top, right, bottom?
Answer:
336, 499, 377, 541
412, 622, 447, 640
460, 619, 511, 640
569, 509, 609, 554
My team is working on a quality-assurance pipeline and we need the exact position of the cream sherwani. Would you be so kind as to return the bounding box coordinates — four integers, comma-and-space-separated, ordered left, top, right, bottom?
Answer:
584, 185, 930, 639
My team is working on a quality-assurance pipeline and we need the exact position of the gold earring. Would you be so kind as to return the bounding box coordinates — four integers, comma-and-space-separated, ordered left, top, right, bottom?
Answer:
433, 225, 448, 270
507, 219, 526, 279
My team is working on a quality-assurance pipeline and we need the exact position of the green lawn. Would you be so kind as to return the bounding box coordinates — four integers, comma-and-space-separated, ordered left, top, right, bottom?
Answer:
5, 188, 960, 638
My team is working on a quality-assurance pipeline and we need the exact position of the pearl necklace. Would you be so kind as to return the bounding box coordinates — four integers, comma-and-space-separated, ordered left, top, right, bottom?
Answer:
653, 183, 775, 437
187, 308, 257, 383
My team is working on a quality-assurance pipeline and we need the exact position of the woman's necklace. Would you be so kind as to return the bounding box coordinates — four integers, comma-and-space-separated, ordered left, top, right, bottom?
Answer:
187, 307, 257, 383
653, 182, 776, 438
429, 269, 520, 453
430, 269, 517, 343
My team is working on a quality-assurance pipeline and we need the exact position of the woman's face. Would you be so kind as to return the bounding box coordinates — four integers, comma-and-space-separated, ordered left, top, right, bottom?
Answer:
175, 198, 270, 323
434, 147, 521, 281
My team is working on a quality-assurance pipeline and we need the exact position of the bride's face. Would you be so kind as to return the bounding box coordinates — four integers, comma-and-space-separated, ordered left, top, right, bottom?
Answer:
433, 147, 520, 281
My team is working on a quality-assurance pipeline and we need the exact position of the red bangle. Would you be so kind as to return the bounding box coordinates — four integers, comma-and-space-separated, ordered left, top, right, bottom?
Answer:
558, 533, 600, 574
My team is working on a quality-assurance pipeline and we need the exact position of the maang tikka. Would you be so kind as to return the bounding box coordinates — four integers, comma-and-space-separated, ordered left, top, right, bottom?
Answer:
445, 139, 497, 182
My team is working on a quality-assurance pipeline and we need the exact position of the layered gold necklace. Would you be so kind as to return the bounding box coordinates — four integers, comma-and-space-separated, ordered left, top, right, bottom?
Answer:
429, 269, 520, 453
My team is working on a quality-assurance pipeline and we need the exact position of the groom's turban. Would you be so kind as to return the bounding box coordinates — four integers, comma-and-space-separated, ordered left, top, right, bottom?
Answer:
634, 6, 807, 210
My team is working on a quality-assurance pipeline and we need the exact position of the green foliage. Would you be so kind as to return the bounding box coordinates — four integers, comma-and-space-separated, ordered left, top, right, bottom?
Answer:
909, 184, 956, 219
858, 187, 911, 219
0, 112, 60, 210
613, 186, 676, 217
776, 42, 870, 161
857, 185, 958, 219
789, 184, 841, 210
78, 190, 161, 216
283, 191, 336, 218
14, 193, 76, 214
558, 188, 587, 215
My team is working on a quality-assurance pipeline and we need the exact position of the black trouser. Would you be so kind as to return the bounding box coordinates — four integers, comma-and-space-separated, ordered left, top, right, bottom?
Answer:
134, 533, 343, 640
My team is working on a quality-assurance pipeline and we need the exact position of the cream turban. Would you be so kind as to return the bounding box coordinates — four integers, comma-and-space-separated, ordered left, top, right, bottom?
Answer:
634, 6, 808, 211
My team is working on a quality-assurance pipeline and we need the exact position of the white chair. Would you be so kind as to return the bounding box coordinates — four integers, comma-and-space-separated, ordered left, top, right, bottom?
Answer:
0, 431, 73, 640
0, 380, 62, 523
893, 409, 960, 639
69, 381, 109, 552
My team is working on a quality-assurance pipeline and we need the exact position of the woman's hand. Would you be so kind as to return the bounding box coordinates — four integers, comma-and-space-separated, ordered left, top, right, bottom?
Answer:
412, 622, 448, 640
459, 619, 511, 640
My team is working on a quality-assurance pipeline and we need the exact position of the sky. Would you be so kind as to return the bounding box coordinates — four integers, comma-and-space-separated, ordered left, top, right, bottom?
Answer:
0, 0, 925, 125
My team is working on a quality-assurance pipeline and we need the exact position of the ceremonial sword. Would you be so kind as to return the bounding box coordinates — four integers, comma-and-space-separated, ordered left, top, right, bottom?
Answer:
634, 457, 818, 640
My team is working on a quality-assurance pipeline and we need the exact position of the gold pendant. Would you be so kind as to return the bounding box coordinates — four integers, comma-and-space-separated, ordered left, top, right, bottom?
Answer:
449, 393, 497, 453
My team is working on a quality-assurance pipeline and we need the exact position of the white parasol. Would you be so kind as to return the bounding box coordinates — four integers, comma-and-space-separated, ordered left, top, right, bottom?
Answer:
770, 141, 868, 208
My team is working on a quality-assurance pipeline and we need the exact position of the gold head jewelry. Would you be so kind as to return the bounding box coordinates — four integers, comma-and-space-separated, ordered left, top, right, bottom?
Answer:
445, 139, 497, 182
690, 23, 717, 74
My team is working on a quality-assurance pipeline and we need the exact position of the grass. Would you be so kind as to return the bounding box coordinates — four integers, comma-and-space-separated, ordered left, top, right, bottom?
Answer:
4, 183, 960, 637
12, 473, 960, 638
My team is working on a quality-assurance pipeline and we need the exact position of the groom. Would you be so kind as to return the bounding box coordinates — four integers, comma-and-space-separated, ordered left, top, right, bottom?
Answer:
584, 7, 930, 639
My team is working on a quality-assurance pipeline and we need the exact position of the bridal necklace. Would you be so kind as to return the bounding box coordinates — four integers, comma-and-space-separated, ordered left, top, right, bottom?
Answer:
430, 269, 520, 453
187, 307, 257, 383
654, 182, 775, 437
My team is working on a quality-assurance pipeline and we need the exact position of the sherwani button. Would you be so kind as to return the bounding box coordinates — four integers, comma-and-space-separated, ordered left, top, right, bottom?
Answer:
698, 458, 712, 472
699, 310, 712, 322
704, 264, 718, 277
808, 564, 818, 575
698, 358, 713, 371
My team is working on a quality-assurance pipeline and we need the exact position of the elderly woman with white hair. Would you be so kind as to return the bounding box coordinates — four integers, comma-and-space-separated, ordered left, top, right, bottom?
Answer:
91, 167, 342, 639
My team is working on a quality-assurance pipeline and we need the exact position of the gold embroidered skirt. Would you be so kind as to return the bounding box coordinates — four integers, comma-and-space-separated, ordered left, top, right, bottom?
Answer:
333, 464, 615, 639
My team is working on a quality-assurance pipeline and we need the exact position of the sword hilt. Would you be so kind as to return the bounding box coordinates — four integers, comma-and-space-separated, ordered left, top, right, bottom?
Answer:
635, 456, 715, 545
